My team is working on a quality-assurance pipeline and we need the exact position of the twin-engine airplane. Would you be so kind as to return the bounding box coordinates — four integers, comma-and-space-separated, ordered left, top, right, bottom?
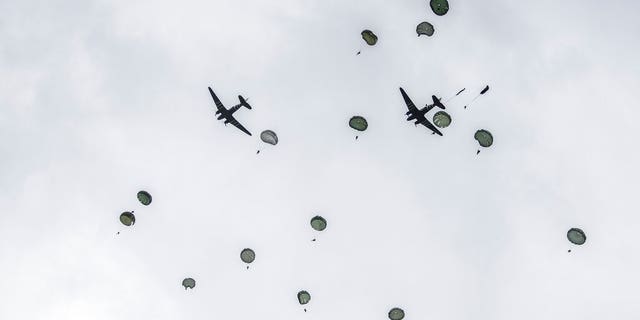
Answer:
208, 86, 252, 136
399, 87, 445, 136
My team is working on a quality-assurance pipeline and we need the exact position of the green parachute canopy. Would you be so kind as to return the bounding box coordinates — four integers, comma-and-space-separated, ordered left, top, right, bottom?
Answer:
182, 278, 196, 290
361, 30, 378, 46
349, 116, 368, 131
137, 191, 152, 206
297, 291, 311, 305
433, 111, 451, 128
416, 21, 435, 36
119, 211, 135, 226
260, 130, 278, 145
240, 248, 256, 263
388, 308, 405, 320
567, 228, 586, 245
474, 129, 493, 147
310, 216, 327, 231
430, 0, 449, 16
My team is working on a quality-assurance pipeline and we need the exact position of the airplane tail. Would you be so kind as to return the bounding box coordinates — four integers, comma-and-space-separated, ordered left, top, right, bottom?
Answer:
238, 95, 252, 109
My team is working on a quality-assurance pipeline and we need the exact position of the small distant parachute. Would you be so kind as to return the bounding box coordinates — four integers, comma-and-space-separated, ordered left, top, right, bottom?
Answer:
119, 211, 135, 226
567, 228, 586, 245
240, 248, 256, 267
474, 129, 493, 148
182, 278, 196, 290
361, 30, 378, 46
260, 130, 278, 145
297, 290, 311, 311
310, 216, 327, 231
430, 0, 449, 16
466, 85, 490, 108
388, 308, 405, 320
137, 191, 152, 206
416, 22, 434, 37
349, 116, 368, 131
433, 111, 451, 128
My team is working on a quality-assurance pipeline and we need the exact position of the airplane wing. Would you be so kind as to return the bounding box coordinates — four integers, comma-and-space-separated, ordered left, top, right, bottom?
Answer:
226, 114, 252, 136
208, 87, 226, 112
400, 87, 419, 115
419, 119, 443, 136
432, 95, 446, 109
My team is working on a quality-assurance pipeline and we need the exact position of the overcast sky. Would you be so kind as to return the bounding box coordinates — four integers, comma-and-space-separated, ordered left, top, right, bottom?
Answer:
1, 0, 640, 319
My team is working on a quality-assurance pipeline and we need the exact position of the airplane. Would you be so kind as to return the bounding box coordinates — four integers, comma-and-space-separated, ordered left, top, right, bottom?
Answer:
399, 87, 444, 136
208, 86, 252, 136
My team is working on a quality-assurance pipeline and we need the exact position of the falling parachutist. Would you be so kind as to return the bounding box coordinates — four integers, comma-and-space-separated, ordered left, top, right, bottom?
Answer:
476, 150, 480, 155
356, 51, 361, 55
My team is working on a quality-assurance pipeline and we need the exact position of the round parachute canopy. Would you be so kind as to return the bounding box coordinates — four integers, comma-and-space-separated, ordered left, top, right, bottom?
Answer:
567, 228, 586, 245
119, 211, 135, 226
433, 111, 451, 128
297, 291, 311, 305
310, 216, 327, 231
416, 21, 435, 36
388, 308, 405, 320
240, 248, 256, 263
361, 30, 378, 46
137, 191, 152, 206
349, 116, 368, 131
430, 0, 449, 16
182, 278, 196, 290
474, 129, 493, 148
260, 130, 278, 145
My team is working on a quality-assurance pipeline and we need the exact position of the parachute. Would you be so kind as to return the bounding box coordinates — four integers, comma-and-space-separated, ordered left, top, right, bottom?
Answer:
310, 216, 327, 231
119, 211, 135, 226
240, 248, 256, 266
433, 111, 451, 128
430, 0, 449, 16
416, 22, 435, 37
182, 278, 196, 290
466, 85, 490, 109
297, 290, 311, 305
567, 228, 586, 245
137, 191, 152, 206
474, 129, 493, 147
361, 30, 378, 46
349, 116, 368, 131
388, 308, 405, 320
260, 130, 278, 145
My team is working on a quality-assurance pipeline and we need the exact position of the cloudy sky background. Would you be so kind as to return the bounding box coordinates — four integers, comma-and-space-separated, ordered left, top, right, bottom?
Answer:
1, 0, 639, 319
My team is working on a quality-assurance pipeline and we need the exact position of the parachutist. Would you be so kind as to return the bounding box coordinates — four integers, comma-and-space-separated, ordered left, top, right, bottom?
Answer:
256, 150, 260, 154
312, 239, 316, 242
356, 51, 361, 55
464, 105, 467, 109
568, 249, 572, 253
476, 150, 480, 155
304, 309, 307, 312
355, 136, 358, 140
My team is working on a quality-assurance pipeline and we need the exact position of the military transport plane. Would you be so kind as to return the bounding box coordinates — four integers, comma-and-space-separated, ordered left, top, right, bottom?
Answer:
399, 87, 445, 136
208, 86, 252, 136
